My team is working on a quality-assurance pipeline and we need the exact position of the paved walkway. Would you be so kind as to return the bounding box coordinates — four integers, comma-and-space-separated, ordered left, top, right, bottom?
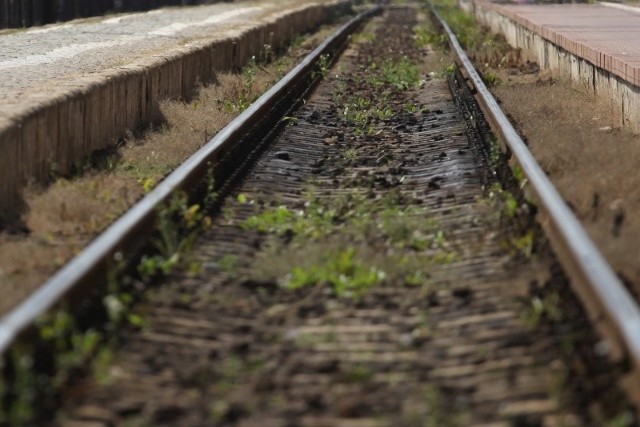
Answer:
0, 0, 346, 212
479, 1, 640, 86
0, 0, 333, 120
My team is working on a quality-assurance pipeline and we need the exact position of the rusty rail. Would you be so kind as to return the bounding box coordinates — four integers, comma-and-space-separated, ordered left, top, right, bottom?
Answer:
430, 4, 640, 382
0, 6, 381, 355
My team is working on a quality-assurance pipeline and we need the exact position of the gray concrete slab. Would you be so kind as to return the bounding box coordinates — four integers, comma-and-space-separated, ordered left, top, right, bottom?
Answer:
0, 1, 315, 115
0, 0, 351, 213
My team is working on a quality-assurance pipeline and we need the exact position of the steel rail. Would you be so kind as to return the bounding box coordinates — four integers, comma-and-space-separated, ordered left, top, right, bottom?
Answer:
0, 6, 381, 355
431, 6, 640, 374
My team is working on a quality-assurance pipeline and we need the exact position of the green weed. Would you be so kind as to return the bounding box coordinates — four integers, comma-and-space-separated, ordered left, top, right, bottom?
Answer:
404, 103, 429, 115
312, 53, 331, 80
218, 254, 237, 273
381, 56, 422, 91
1, 345, 37, 424
344, 364, 374, 383
342, 96, 394, 136
216, 57, 260, 113
284, 247, 386, 298
427, 0, 483, 50
0, 296, 136, 425
511, 163, 527, 188
488, 183, 518, 219
243, 192, 371, 240
261, 38, 274, 63
405, 270, 430, 286
351, 31, 376, 44
604, 411, 635, 427
511, 230, 534, 258
425, 385, 445, 427
332, 77, 348, 103
522, 291, 562, 328
243, 204, 334, 239
414, 22, 447, 48
343, 148, 358, 161
92, 347, 115, 386
216, 356, 245, 392
483, 70, 500, 86
138, 191, 212, 281
36, 309, 112, 389
281, 116, 300, 126
245, 190, 458, 299
244, 191, 457, 257
444, 62, 457, 76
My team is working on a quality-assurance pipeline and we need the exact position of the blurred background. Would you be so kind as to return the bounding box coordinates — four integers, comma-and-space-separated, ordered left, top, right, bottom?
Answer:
0, 0, 233, 29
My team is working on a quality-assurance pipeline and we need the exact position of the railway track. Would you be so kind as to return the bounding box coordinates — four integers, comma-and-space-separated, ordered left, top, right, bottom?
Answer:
1, 3, 638, 425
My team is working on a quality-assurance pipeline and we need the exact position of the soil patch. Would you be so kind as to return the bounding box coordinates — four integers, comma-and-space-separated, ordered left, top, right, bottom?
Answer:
493, 78, 640, 290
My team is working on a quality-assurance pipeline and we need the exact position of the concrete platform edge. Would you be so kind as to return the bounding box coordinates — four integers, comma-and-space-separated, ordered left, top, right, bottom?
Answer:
464, 0, 640, 133
0, 0, 351, 217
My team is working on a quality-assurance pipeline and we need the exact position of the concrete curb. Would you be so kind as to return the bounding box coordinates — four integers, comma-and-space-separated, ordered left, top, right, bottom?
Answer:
466, 0, 640, 133
0, 0, 351, 217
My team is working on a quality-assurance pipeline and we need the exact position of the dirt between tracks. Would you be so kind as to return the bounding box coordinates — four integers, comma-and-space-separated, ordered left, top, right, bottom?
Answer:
52, 6, 633, 427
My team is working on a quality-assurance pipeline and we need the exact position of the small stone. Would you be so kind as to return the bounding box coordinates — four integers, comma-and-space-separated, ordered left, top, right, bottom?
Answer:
72, 405, 114, 422
284, 328, 300, 341
266, 304, 288, 320
594, 339, 610, 357
114, 400, 145, 417
336, 397, 368, 418
399, 333, 414, 347
452, 287, 473, 303
274, 151, 290, 161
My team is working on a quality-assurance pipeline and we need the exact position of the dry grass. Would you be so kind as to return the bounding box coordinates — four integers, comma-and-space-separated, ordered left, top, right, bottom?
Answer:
493, 78, 640, 288
430, 2, 640, 290
0, 26, 336, 315
113, 74, 243, 184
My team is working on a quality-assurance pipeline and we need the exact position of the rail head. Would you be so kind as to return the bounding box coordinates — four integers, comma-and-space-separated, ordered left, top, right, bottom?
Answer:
430, 5, 640, 376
